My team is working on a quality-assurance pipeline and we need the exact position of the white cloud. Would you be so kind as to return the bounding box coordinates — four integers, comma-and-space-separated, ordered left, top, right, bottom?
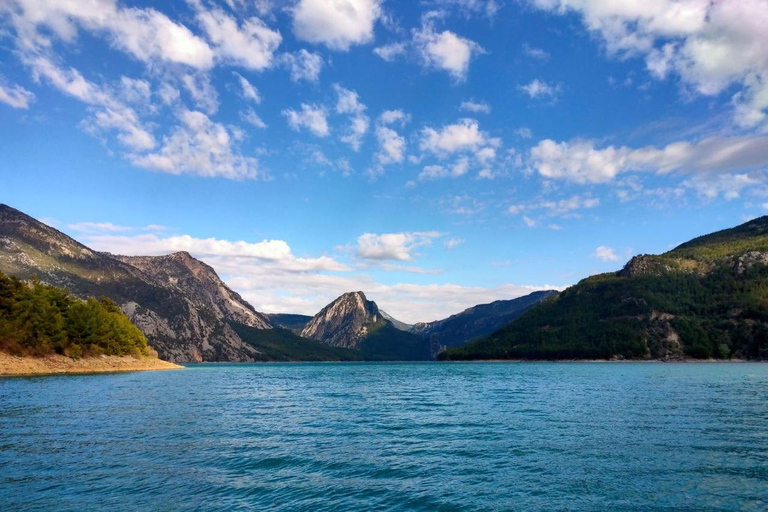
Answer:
3, 0, 215, 69
279, 49, 323, 82
118, 77, 151, 105
27, 57, 155, 152
459, 100, 491, 113
283, 103, 330, 137
420, 118, 499, 156
68, 222, 134, 234
375, 126, 406, 165
292, 0, 382, 51
414, 21, 484, 81
130, 109, 264, 180
373, 42, 407, 61
241, 108, 267, 129
233, 73, 260, 103
530, 135, 768, 184
530, 0, 768, 129
444, 237, 465, 250
515, 127, 533, 139
195, 8, 281, 70
379, 109, 410, 126
593, 245, 619, 262
508, 194, 600, 218
334, 84, 369, 150
523, 43, 550, 61
356, 231, 443, 261
519, 78, 560, 99
78, 225, 559, 323
683, 172, 767, 200
182, 73, 219, 114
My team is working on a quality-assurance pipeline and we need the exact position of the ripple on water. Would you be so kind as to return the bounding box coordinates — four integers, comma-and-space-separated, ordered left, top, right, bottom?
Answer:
1, 362, 767, 512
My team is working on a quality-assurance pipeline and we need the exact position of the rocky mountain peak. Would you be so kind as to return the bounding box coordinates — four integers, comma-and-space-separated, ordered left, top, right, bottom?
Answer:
301, 291, 382, 348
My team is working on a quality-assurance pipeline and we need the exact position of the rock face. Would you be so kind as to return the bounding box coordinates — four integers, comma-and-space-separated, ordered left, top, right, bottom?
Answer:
301, 291, 381, 348
114, 252, 271, 330
0, 204, 272, 362
301, 292, 431, 360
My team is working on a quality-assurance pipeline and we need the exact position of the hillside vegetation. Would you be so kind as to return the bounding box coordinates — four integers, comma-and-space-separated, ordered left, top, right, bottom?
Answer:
441, 217, 768, 361
0, 271, 150, 358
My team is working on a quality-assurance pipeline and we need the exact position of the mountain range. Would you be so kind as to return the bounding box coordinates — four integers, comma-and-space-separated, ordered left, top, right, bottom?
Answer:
442, 215, 768, 361
0, 204, 551, 362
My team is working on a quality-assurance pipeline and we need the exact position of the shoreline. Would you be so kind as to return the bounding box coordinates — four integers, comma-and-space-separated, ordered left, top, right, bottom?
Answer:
0, 353, 183, 377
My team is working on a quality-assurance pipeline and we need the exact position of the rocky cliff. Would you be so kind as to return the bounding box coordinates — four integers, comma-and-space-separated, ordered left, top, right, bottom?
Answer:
302, 292, 431, 360
0, 204, 270, 362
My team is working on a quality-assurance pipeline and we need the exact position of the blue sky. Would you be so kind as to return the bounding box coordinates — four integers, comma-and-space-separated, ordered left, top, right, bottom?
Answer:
1, 0, 768, 322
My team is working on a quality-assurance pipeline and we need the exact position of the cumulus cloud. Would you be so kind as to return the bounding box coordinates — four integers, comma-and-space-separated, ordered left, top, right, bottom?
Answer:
593, 245, 619, 262
195, 7, 281, 70
519, 78, 560, 99
292, 0, 382, 51
420, 118, 499, 156
77, 225, 559, 323
413, 20, 484, 81
334, 84, 369, 150
459, 100, 491, 113
279, 49, 323, 82
373, 42, 407, 61
283, 103, 330, 137
530, 0, 768, 129
0, 77, 35, 109
356, 231, 443, 261
130, 109, 264, 180
2, 0, 215, 68
529, 135, 768, 185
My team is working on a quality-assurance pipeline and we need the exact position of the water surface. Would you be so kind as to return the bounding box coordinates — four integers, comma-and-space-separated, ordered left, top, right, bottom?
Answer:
1, 362, 767, 511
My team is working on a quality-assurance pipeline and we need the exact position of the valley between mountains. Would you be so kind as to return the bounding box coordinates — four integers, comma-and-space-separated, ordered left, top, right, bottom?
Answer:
2, 203, 767, 363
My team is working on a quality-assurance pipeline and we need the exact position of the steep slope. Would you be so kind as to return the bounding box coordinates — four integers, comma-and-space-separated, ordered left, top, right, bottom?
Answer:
0, 204, 268, 362
114, 252, 271, 329
441, 217, 768, 361
267, 313, 312, 334
411, 290, 558, 351
301, 292, 431, 360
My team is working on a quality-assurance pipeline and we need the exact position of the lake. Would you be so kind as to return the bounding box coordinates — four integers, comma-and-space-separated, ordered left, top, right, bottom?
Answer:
1, 362, 767, 511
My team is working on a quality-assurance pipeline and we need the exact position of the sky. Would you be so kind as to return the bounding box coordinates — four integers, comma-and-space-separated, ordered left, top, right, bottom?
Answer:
1, 0, 768, 323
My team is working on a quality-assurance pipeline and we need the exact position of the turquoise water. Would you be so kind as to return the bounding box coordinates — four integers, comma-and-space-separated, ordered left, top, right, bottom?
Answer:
1, 363, 767, 512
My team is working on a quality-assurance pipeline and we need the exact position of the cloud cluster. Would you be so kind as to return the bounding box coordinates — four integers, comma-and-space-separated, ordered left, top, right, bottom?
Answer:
0, 77, 35, 109
529, 136, 768, 196
131, 109, 264, 180
283, 103, 330, 137
356, 231, 443, 261
292, 0, 382, 51
530, 0, 768, 128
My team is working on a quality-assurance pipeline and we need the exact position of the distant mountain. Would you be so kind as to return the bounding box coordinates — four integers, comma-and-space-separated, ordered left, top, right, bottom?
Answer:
301, 291, 431, 360
0, 204, 352, 363
267, 313, 312, 334
411, 290, 559, 352
441, 217, 768, 361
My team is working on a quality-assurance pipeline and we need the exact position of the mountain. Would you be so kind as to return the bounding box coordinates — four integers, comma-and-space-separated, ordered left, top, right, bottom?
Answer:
411, 290, 559, 351
0, 204, 270, 362
441, 217, 768, 361
301, 291, 431, 360
267, 313, 312, 334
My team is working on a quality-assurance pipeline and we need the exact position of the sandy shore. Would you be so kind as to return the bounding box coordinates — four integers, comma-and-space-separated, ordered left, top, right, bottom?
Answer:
0, 352, 183, 377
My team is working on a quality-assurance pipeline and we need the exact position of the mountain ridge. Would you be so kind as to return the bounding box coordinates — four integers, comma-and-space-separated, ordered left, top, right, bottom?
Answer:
441, 216, 768, 361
